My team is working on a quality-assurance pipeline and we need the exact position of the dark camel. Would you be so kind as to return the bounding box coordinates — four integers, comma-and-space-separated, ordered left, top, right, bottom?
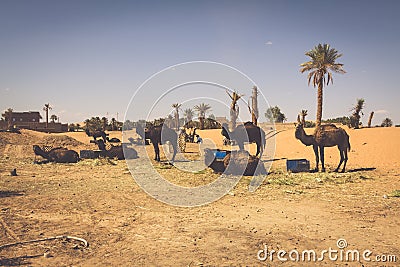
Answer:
221, 122, 265, 157
94, 139, 138, 160
136, 123, 177, 162
295, 115, 350, 172
85, 128, 108, 143
33, 145, 79, 163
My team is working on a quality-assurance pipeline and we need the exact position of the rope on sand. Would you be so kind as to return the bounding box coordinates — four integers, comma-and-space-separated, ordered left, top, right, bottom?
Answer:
0, 235, 89, 250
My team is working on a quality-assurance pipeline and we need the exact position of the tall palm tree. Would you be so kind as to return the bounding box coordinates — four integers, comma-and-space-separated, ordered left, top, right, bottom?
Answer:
43, 103, 52, 129
300, 44, 346, 126
251, 86, 259, 125
226, 90, 243, 130
172, 103, 181, 130
194, 103, 212, 130
183, 108, 194, 127
367, 111, 374, 128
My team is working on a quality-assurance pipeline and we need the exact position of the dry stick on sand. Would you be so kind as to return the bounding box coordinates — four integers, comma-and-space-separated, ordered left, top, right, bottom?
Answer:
0, 235, 89, 250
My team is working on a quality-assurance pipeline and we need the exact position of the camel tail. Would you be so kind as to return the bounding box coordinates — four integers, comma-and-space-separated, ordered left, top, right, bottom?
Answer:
346, 133, 351, 152
262, 129, 266, 149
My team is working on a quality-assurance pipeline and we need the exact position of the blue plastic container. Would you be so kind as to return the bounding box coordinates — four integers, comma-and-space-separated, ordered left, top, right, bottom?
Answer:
214, 151, 227, 159
286, 159, 310, 172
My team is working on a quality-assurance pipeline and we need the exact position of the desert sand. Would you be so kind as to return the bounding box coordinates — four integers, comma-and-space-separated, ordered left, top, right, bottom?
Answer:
0, 124, 399, 266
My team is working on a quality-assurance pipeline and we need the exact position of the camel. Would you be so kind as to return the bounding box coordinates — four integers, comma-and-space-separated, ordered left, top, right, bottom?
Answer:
85, 128, 108, 143
221, 122, 265, 157
295, 115, 350, 172
136, 123, 177, 162
94, 139, 138, 160
33, 145, 79, 163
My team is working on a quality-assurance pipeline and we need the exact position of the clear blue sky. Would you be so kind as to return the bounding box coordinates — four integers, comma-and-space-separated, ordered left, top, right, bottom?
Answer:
1, 0, 399, 125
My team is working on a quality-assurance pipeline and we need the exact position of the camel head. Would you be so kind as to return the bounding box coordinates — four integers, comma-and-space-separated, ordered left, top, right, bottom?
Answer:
294, 115, 305, 140
135, 123, 146, 140
33, 145, 51, 160
221, 123, 230, 140
33, 145, 44, 154
95, 139, 107, 151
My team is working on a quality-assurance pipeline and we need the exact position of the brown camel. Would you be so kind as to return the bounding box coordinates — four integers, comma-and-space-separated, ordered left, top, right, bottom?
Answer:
295, 115, 350, 172
136, 123, 177, 162
221, 122, 265, 157
94, 139, 138, 160
85, 128, 108, 143
33, 145, 79, 163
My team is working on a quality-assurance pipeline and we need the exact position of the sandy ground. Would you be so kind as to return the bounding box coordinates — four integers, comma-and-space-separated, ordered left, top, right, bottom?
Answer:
0, 125, 399, 266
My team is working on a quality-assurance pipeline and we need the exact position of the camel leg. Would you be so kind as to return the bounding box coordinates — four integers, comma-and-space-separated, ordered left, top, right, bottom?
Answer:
153, 143, 160, 161
255, 142, 261, 157
171, 143, 177, 163
237, 142, 244, 151
341, 148, 348, 173
319, 146, 325, 172
313, 145, 319, 172
334, 147, 344, 172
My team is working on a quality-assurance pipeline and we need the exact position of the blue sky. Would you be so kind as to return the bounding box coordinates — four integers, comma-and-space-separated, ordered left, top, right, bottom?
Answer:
1, 0, 399, 125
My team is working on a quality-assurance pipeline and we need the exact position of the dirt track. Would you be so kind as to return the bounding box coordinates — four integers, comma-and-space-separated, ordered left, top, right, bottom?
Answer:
0, 126, 399, 266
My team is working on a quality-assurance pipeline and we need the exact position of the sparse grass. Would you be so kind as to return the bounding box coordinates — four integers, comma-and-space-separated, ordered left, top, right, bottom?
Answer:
155, 164, 173, 169
78, 158, 118, 166
388, 190, 400, 197
264, 170, 373, 188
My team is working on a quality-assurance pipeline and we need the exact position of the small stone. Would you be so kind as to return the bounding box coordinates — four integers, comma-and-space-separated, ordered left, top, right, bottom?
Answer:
383, 194, 388, 199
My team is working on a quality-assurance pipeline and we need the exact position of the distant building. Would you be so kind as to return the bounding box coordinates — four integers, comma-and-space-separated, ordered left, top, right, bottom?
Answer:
215, 116, 229, 125
1, 110, 68, 133
7, 111, 42, 123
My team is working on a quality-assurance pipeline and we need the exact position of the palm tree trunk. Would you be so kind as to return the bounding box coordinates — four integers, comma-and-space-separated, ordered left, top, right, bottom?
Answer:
251, 86, 258, 125
367, 111, 374, 128
45, 110, 49, 129
230, 109, 237, 130
199, 117, 204, 130
316, 81, 323, 126
175, 112, 179, 131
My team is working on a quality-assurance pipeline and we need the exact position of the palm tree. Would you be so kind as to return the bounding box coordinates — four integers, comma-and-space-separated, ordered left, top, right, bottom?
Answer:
84, 119, 90, 130
194, 103, 212, 130
367, 111, 374, 128
300, 109, 308, 125
183, 108, 194, 127
43, 103, 52, 129
172, 103, 181, 131
381, 118, 393, 127
251, 86, 259, 125
350, 98, 365, 129
3, 108, 13, 129
110, 118, 116, 131
300, 44, 346, 126
101, 117, 108, 130
50, 114, 58, 123
226, 90, 243, 130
